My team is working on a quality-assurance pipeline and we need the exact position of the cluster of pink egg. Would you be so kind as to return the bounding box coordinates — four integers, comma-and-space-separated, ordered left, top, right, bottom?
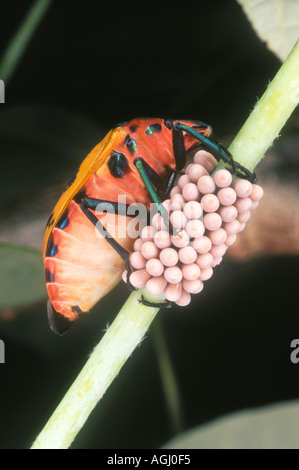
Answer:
122, 150, 263, 306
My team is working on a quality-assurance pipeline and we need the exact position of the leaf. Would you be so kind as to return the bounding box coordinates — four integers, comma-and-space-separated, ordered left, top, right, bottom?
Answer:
163, 400, 299, 449
237, 0, 299, 61
0, 244, 46, 309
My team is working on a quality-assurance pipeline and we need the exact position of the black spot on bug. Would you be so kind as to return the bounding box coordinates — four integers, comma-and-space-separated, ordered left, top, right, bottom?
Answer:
56, 209, 69, 229
73, 187, 87, 204
45, 235, 58, 257
129, 124, 137, 133
146, 123, 162, 135
108, 151, 130, 178
125, 135, 137, 155
46, 212, 54, 229
45, 268, 54, 282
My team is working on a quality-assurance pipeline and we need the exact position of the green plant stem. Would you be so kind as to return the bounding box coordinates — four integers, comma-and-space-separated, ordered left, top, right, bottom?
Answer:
31, 39, 299, 449
31, 289, 161, 449
222, 39, 299, 171
0, 0, 52, 83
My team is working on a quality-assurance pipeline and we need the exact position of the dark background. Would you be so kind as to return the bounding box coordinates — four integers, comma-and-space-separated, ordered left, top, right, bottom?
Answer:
0, 0, 299, 449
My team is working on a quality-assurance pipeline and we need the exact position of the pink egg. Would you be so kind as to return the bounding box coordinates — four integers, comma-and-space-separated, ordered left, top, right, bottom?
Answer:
237, 211, 251, 223
211, 257, 223, 268
188, 164, 209, 182
154, 230, 172, 249
251, 201, 260, 210
183, 200, 203, 220
159, 248, 179, 267
146, 258, 164, 277
177, 174, 191, 190
208, 228, 227, 245
196, 252, 213, 269
151, 213, 167, 231
234, 197, 252, 213
218, 205, 238, 223
175, 289, 192, 306
182, 183, 201, 202
171, 230, 190, 248
201, 193, 220, 213
222, 220, 241, 235
192, 236, 212, 253
162, 199, 171, 211
170, 194, 185, 211
217, 187, 237, 206
129, 269, 151, 288
232, 179, 253, 198
209, 244, 227, 258
181, 263, 201, 280
183, 278, 204, 294
250, 184, 264, 202
199, 267, 213, 281
146, 276, 167, 296
225, 234, 237, 246
164, 282, 182, 302
170, 210, 188, 229
203, 213, 222, 231
169, 186, 181, 198
130, 251, 147, 270
164, 266, 183, 284
194, 150, 217, 172
186, 219, 205, 238
213, 169, 232, 188
178, 246, 197, 264
184, 163, 193, 175
197, 175, 216, 194
141, 241, 160, 259
133, 238, 144, 252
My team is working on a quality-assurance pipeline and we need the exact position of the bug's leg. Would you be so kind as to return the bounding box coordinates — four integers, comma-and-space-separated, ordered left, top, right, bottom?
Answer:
139, 295, 172, 309
173, 122, 257, 183
80, 199, 130, 261
133, 157, 166, 208
164, 118, 186, 171
81, 197, 140, 218
164, 119, 210, 196
134, 159, 166, 193
80, 199, 137, 291
164, 119, 210, 197
214, 142, 258, 183
131, 159, 175, 223
164, 169, 177, 197
81, 196, 152, 226
124, 259, 136, 291
172, 125, 187, 172
134, 157, 171, 228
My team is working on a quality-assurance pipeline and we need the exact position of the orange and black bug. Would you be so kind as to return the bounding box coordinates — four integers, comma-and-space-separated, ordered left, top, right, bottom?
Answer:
43, 118, 255, 334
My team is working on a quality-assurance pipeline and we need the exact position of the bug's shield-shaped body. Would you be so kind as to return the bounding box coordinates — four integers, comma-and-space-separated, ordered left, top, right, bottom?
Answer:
43, 118, 210, 333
